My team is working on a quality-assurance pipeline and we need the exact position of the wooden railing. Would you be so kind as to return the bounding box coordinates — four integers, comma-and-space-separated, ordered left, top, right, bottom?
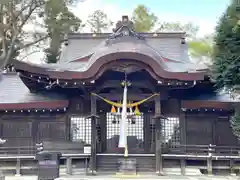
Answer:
167, 144, 240, 156
0, 145, 36, 155
0, 144, 240, 176
0, 144, 90, 176
0, 143, 239, 156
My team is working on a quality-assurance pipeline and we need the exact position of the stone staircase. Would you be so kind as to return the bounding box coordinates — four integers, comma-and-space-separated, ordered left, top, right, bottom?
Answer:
96, 155, 156, 174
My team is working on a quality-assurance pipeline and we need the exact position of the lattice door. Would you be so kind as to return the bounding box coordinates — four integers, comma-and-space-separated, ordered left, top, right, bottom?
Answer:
106, 112, 144, 153
70, 116, 92, 145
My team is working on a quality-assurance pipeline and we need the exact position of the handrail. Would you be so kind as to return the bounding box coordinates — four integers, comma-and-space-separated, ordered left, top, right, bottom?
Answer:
168, 144, 240, 155
0, 153, 90, 160
0, 144, 240, 157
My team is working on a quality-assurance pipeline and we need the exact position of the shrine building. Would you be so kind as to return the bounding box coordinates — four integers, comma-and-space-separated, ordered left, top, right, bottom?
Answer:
0, 16, 239, 175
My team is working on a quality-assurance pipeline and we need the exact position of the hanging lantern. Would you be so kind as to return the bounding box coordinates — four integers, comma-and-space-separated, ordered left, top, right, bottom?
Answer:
134, 106, 141, 116
111, 106, 116, 113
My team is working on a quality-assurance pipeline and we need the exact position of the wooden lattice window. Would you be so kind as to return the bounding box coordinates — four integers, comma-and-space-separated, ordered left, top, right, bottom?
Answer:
70, 116, 91, 145
162, 117, 180, 146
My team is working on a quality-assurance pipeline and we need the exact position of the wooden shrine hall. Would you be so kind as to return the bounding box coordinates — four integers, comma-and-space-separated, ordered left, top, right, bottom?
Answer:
0, 16, 239, 175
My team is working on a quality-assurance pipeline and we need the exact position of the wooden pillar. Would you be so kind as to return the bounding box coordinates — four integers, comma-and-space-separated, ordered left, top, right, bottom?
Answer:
65, 116, 71, 141
230, 159, 235, 175
144, 113, 150, 152
206, 144, 213, 175
66, 157, 72, 175
212, 117, 217, 145
207, 157, 212, 175
98, 113, 106, 153
179, 109, 186, 152
180, 159, 186, 175
154, 96, 163, 175
90, 95, 97, 175
32, 119, 38, 143
15, 158, 21, 176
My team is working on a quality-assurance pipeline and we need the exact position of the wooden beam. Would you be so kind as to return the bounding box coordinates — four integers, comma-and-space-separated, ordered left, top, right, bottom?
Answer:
180, 159, 186, 175
154, 97, 163, 175
207, 157, 212, 175
181, 100, 233, 110
66, 157, 72, 175
90, 95, 97, 175
179, 111, 186, 150
97, 80, 156, 92
98, 93, 155, 101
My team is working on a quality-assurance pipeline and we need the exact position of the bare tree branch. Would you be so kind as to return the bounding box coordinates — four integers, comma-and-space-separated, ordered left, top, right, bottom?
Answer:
18, 49, 40, 61
18, 34, 49, 50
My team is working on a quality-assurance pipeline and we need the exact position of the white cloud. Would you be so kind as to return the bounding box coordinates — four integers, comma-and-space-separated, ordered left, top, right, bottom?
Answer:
71, 0, 131, 32
72, 0, 217, 36
154, 13, 217, 37
23, 0, 219, 63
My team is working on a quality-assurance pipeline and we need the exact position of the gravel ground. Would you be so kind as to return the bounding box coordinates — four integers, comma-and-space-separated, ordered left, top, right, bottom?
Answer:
4, 175, 240, 180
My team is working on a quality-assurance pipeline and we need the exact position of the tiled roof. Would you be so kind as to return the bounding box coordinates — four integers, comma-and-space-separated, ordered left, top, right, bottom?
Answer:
0, 73, 69, 110
13, 17, 208, 81
184, 92, 240, 102
59, 32, 190, 64
14, 36, 207, 73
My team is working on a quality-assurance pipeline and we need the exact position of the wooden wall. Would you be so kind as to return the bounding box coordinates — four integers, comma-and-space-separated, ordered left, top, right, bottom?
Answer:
0, 98, 237, 155
184, 111, 238, 146
0, 112, 69, 153
159, 99, 238, 147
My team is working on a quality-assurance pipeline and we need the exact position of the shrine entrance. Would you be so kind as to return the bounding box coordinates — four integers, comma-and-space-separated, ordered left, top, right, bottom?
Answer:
105, 112, 145, 153
94, 98, 156, 154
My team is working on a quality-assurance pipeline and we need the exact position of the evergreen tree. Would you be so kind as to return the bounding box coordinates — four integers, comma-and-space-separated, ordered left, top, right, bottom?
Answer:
231, 108, 240, 139
212, 2, 240, 91
87, 10, 112, 33
212, 1, 240, 138
44, 0, 83, 63
132, 5, 157, 32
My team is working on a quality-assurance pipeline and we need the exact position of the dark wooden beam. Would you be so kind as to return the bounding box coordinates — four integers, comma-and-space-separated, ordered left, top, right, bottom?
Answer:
90, 95, 97, 175
97, 93, 156, 101
97, 80, 156, 91
181, 100, 234, 110
154, 96, 163, 175
179, 111, 186, 149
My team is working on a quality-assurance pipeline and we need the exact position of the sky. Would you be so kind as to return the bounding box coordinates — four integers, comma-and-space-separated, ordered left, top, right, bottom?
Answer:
72, 0, 230, 37
24, 0, 231, 63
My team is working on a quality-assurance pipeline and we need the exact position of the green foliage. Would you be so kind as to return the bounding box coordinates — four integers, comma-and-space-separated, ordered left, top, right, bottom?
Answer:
156, 20, 213, 64
212, 2, 240, 90
157, 22, 199, 38
188, 36, 213, 59
0, 0, 83, 67
44, 48, 60, 64
231, 108, 240, 139
44, 0, 83, 63
132, 5, 157, 32
87, 10, 112, 33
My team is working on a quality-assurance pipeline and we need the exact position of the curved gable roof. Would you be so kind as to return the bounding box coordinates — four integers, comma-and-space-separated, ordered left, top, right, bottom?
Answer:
14, 16, 208, 81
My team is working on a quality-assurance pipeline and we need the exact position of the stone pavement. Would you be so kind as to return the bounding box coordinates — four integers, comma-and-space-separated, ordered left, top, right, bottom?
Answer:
4, 175, 240, 180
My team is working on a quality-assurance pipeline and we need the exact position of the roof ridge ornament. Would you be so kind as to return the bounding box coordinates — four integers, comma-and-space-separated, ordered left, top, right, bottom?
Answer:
108, 15, 144, 40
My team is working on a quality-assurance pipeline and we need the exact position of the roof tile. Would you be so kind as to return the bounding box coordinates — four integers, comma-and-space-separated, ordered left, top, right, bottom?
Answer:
0, 73, 68, 109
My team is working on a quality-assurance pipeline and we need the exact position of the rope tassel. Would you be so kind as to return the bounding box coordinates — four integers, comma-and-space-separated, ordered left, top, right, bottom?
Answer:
111, 105, 116, 113
134, 106, 141, 116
